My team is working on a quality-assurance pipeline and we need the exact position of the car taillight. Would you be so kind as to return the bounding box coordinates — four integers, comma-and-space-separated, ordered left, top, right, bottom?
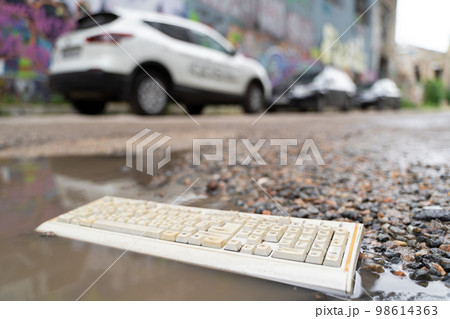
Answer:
86, 33, 132, 44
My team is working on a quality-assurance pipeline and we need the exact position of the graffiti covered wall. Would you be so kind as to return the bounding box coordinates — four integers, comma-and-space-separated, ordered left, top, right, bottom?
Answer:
0, 0, 378, 102
0, 0, 76, 102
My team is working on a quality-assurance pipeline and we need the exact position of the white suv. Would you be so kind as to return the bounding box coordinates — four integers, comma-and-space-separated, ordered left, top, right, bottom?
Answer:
49, 8, 271, 115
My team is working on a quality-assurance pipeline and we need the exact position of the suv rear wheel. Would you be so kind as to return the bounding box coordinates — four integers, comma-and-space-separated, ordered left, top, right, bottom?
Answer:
243, 82, 265, 113
131, 72, 168, 115
71, 99, 106, 115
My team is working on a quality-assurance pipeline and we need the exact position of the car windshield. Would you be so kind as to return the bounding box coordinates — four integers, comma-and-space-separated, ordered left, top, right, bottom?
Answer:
189, 29, 231, 54
286, 69, 321, 86
145, 21, 233, 55
358, 83, 373, 91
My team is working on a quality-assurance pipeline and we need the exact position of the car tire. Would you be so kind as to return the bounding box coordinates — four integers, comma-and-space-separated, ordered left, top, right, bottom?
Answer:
267, 106, 278, 113
186, 104, 205, 115
243, 82, 265, 114
314, 94, 324, 112
376, 99, 385, 111
131, 72, 168, 115
393, 99, 401, 110
341, 96, 351, 112
71, 100, 106, 115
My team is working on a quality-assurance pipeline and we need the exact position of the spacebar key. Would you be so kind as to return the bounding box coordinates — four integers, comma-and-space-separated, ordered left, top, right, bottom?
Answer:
92, 220, 162, 238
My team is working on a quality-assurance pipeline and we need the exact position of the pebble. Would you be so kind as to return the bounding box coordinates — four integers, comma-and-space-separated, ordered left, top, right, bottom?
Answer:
306, 205, 319, 214
393, 270, 406, 277
407, 240, 418, 248
440, 244, 450, 252
407, 225, 421, 234
384, 251, 401, 259
410, 269, 432, 281
413, 209, 450, 222
377, 234, 390, 242
439, 258, 450, 272
374, 245, 386, 252
292, 209, 309, 218
433, 264, 446, 276
426, 238, 443, 248
428, 267, 442, 277
392, 240, 407, 247
342, 210, 362, 222
407, 262, 424, 269
364, 263, 385, 273
381, 224, 391, 233
390, 226, 406, 235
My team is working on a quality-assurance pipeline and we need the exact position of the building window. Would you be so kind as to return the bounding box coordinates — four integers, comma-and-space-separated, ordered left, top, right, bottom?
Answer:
434, 68, 443, 79
415, 65, 421, 82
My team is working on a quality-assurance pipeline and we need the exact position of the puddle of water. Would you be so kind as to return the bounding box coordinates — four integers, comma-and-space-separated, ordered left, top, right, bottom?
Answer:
0, 157, 448, 300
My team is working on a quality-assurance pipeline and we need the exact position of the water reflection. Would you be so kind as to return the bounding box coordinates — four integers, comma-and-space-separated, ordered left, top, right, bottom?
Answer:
0, 157, 334, 300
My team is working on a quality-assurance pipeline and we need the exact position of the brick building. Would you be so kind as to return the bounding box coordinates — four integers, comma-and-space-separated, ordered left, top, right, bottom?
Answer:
394, 44, 450, 104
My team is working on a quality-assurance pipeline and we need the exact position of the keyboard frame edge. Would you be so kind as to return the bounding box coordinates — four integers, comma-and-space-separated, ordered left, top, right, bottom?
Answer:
36, 218, 364, 297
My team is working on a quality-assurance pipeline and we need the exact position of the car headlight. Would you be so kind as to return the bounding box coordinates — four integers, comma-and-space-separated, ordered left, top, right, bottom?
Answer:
291, 85, 313, 98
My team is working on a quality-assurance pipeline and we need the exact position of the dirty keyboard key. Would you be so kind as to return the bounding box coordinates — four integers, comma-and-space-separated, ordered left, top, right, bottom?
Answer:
264, 230, 282, 242
306, 250, 326, 264
323, 245, 345, 267
240, 244, 256, 254
246, 235, 262, 245
224, 239, 242, 252
188, 233, 204, 246
254, 244, 272, 256
272, 248, 307, 262
202, 234, 226, 249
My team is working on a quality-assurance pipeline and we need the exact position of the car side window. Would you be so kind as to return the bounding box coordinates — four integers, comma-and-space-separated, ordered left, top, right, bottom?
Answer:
145, 21, 192, 43
188, 30, 230, 54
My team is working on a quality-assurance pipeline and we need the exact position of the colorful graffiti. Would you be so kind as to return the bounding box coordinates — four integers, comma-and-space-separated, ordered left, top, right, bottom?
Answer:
0, 0, 375, 102
0, 0, 75, 74
320, 23, 367, 74
0, 0, 75, 101
187, 0, 320, 86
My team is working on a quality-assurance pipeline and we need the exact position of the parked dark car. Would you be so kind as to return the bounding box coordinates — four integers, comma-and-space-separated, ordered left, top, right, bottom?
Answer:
356, 78, 402, 110
271, 66, 356, 112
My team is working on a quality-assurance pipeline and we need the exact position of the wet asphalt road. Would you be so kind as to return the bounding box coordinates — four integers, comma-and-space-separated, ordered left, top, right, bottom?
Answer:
0, 110, 449, 163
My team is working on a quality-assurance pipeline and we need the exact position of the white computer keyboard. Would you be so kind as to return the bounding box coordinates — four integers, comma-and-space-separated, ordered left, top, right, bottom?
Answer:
36, 196, 364, 295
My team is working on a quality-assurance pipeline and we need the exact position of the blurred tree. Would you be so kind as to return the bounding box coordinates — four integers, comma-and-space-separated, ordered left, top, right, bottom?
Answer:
424, 79, 445, 105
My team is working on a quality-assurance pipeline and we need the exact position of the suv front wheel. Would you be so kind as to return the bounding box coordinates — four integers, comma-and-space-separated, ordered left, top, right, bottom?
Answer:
131, 72, 168, 115
243, 82, 265, 114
